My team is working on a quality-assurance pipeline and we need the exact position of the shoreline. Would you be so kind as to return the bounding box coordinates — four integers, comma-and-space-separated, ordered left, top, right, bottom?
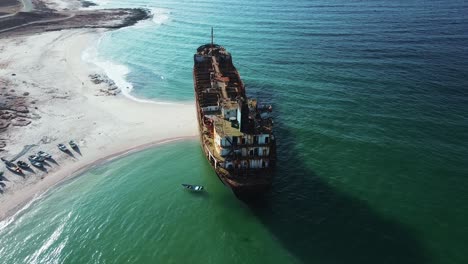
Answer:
1, 136, 197, 224
0, 1, 198, 221
0, 0, 151, 36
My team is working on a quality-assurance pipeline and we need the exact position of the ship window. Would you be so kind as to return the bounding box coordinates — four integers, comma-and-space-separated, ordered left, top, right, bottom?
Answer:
254, 148, 259, 156
232, 136, 238, 145
265, 137, 269, 144
254, 136, 258, 144
262, 161, 266, 168
241, 137, 245, 144
249, 150, 254, 156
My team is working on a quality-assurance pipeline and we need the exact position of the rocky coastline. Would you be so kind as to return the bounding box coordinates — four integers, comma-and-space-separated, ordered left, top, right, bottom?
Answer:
0, 2, 151, 37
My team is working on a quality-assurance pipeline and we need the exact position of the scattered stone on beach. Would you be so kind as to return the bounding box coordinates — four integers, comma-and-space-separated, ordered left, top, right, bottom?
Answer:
89, 73, 104, 84
0, 121, 9, 130
0, 112, 14, 120
16, 112, 29, 118
0, 91, 33, 136
23, 92, 29, 96
11, 118, 31, 127
40, 136, 56, 144
52, 95, 70, 100
90, 73, 121, 96
10, 105, 28, 113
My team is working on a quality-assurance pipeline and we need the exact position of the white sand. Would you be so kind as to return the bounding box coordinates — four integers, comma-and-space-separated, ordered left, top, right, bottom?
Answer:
0, 29, 198, 220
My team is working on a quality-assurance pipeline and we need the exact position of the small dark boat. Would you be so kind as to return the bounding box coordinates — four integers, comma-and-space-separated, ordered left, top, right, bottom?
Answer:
17, 160, 30, 169
1, 157, 23, 173
37, 151, 52, 159
69, 140, 78, 149
28, 155, 44, 168
58, 144, 68, 152
182, 184, 204, 192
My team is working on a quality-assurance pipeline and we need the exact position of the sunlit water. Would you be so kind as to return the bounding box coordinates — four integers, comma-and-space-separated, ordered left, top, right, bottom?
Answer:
1, 0, 467, 263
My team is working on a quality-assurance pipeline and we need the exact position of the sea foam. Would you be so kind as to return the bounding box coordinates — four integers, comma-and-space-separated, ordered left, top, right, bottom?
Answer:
0, 192, 48, 233
82, 27, 177, 105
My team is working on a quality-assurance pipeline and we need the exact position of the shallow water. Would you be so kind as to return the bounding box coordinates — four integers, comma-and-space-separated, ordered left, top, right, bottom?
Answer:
1, 0, 468, 263
0, 141, 298, 263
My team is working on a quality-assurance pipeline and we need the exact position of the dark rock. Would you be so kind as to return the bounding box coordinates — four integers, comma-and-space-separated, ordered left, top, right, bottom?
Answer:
12, 119, 31, 126
1, 113, 14, 120
0, 121, 9, 130
23, 92, 29, 96
16, 113, 29, 118
81, 0, 98, 8
11, 106, 29, 113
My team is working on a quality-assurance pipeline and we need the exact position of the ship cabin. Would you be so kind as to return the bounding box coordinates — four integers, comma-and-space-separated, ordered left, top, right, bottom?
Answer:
194, 43, 275, 175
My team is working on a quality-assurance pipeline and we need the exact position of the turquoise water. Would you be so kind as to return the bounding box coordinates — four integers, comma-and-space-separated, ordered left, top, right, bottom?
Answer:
0, 141, 298, 263
2, 0, 468, 263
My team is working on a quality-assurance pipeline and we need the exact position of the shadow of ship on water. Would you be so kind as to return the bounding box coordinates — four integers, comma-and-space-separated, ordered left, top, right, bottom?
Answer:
246, 125, 430, 264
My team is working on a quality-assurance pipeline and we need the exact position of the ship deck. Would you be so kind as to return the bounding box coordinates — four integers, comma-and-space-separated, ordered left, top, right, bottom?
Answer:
214, 118, 242, 137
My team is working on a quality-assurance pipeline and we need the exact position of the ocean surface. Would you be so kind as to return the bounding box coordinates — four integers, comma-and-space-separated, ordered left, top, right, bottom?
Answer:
1, 0, 468, 263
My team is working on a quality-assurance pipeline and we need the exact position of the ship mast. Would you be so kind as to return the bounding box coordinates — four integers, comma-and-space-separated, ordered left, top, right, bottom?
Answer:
211, 27, 214, 47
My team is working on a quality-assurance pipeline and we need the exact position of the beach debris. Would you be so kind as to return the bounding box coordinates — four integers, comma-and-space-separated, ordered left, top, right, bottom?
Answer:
40, 136, 55, 144
0, 139, 6, 152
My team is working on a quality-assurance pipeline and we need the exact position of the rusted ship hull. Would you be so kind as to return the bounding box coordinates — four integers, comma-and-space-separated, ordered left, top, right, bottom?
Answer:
196, 122, 273, 197
193, 38, 276, 198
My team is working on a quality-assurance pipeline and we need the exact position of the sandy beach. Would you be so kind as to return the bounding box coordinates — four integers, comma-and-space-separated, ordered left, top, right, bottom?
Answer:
0, 1, 197, 220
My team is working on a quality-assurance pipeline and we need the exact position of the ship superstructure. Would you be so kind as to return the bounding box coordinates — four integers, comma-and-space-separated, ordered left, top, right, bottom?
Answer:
193, 31, 276, 197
